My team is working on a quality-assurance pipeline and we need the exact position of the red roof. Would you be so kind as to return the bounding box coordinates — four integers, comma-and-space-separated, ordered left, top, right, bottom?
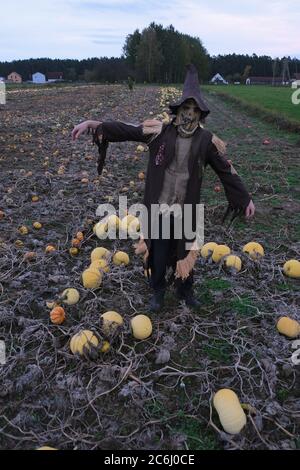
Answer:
47, 72, 63, 79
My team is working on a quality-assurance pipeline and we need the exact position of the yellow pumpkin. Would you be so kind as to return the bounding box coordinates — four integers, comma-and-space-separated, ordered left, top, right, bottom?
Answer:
213, 389, 247, 435
18, 225, 29, 235
15, 239, 24, 248
69, 247, 79, 256
212, 245, 231, 263
242, 242, 264, 259
91, 246, 110, 262
82, 269, 102, 288
225, 255, 242, 272
70, 330, 99, 355
33, 221, 42, 230
113, 251, 130, 266
200, 242, 218, 259
283, 260, 300, 279
31, 195, 39, 202
277, 317, 300, 338
60, 288, 80, 305
101, 311, 123, 335
90, 259, 110, 273
131, 315, 152, 340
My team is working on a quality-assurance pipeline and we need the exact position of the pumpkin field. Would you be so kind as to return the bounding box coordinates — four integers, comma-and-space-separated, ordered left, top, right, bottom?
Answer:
0, 83, 299, 450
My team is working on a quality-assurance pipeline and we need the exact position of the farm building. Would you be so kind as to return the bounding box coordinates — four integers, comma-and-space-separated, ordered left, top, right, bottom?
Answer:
47, 71, 64, 82
7, 72, 22, 83
210, 73, 228, 85
32, 72, 46, 83
248, 76, 283, 85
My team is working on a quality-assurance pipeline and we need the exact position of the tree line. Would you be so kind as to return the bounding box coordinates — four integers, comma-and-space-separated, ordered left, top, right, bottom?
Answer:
1, 23, 299, 84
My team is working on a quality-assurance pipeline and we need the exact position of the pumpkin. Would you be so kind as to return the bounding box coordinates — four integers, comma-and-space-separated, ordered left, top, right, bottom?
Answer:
120, 215, 140, 234
81, 178, 89, 183
31, 195, 39, 202
213, 389, 247, 435
50, 306, 66, 325
129, 180, 135, 187
212, 245, 231, 263
36, 447, 57, 450
101, 311, 123, 335
131, 314, 152, 340
225, 255, 242, 272
23, 251, 36, 261
76, 231, 84, 241
90, 259, 109, 273
242, 242, 264, 260
91, 247, 110, 262
15, 239, 24, 248
101, 340, 110, 353
82, 268, 102, 288
200, 242, 218, 259
60, 288, 80, 305
136, 145, 144, 153
33, 221, 42, 230
277, 317, 300, 338
95, 222, 108, 239
69, 247, 79, 256
113, 251, 130, 266
70, 330, 99, 356
71, 238, 81, 247
283, 260, 300, 279
138, 172, 145, 180
107, 214, 120, 231
18, 225, 29, 235
0, 210, 5, 219
45, 244, 56, 253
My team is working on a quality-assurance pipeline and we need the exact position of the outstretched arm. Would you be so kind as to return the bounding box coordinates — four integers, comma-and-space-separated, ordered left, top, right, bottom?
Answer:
72, 119, 156, 144
206, 137, 255, 219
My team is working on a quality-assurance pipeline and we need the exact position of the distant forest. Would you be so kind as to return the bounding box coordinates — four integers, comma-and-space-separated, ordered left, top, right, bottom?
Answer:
1, 23, 299, 84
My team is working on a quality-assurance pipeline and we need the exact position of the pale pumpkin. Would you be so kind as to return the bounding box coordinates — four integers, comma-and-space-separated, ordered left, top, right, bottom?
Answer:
131, 315, 152, 340
82, 268, 102, 288
242, 242, 264, 260
200, 242, 218, 259
283, 260, 300, 279
70, 330, 99, 355
101, 311, 123, 335
277, 317, 300, 338
91, 246, 110, 262
107, 214, 120, 231
113, 251, 130, 266
60, 288, 80, 305
94, 222, 108, 239
213, 389, 247, 435
212, 245, 231, 263
36, 446, 57, 450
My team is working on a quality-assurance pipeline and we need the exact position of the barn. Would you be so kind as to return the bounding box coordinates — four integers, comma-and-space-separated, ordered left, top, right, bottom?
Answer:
47, 72, 64, 82
32, 72, 46, 83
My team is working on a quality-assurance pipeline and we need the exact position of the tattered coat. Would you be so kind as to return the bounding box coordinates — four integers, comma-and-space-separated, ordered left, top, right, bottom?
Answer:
92, 119, 251, 279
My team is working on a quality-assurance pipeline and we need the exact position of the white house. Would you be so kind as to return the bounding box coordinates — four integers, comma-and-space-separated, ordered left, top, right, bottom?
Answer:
32, 72, 46, 83
210, 73, 228, 85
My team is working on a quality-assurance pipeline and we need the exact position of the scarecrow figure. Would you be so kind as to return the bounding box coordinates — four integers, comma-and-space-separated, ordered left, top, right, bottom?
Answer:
72, 64, 255, 311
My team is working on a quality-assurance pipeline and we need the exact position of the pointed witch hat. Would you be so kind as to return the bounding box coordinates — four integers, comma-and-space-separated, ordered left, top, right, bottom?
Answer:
169, 63, 210, 119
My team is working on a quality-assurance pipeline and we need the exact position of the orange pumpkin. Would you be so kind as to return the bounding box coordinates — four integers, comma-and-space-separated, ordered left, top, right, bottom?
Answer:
76, 231, 84, 241
71, 238, 81, 247
23, 251, 36, 262
45, 245, 56, 253
50, 306, 66, 325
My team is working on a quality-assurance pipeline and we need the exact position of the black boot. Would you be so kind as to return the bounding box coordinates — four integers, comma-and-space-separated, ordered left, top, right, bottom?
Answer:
176, 288, 201, 309
149, 290, 165, 312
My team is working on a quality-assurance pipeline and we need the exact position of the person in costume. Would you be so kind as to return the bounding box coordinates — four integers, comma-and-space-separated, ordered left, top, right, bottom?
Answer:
72, 64, 255, 311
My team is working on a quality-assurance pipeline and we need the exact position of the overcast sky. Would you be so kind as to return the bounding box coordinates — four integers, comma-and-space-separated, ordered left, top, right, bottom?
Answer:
1, 0, 299, 61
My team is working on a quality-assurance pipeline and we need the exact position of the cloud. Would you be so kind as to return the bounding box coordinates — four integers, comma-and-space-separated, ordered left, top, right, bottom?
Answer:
0, 0, 299, 61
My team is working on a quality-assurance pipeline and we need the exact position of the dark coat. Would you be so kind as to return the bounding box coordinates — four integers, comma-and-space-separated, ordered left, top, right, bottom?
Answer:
92, 119, 251, 276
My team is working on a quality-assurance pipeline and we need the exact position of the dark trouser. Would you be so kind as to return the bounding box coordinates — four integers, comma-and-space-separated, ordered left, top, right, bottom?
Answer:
149, 215, 193, 296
